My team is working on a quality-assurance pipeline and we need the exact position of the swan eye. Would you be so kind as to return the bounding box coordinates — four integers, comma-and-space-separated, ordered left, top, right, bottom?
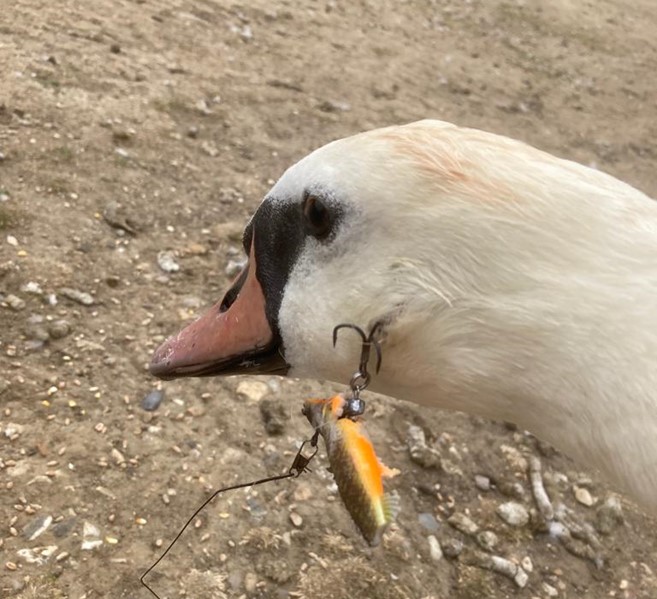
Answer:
302, 194, 332, 239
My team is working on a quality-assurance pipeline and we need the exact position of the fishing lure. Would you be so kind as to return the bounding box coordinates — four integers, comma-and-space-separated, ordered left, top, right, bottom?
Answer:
303, 394, 398, 546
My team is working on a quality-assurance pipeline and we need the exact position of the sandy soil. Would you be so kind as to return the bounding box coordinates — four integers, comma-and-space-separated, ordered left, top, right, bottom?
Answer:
1, 1, 656, 597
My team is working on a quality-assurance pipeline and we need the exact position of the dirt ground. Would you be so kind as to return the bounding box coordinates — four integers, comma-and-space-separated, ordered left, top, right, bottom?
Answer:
1, 0, 656, 597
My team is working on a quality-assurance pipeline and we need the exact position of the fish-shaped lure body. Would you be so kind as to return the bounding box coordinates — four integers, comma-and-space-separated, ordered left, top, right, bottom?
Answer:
303, 395, 398, 546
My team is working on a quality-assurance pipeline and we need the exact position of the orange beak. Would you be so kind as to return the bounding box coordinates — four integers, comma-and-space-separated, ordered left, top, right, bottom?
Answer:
149, 243, 288, 380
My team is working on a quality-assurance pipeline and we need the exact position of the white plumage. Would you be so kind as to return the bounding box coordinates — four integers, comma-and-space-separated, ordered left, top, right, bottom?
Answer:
270, 120, 657, 512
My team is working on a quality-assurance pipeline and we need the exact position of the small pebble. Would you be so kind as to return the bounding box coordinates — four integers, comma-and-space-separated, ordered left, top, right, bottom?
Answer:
448, 512, 479, 535
476, 530, 499, 551
441, 537, 463, 559
238, 25, 253, 41
427, 535, 443, 562
407, 425, 441, 469
111, 128, 134, 143
59, 287, 94, 306
418, 512, 440, 533
141, 389, 165, 412
236, 380, 269, 402
293, 483, 313, 503
201, 141, 219, 156
48, 319, 71, 340
514, 567, 529, 588
542, 582, 558, 597
51, 517, 77, 538
185, 242, 208, 256
596, 495, 624, 535
22, 281, 42, 295
289, 512, 303, 528
157, 251, 180, 273
259, 398, 288, 435
195, 99, 213, 115
4, 422, 24, 439
6, 235, 18, 246
474, 474, 491, 491
111, 448, 125, 465
574, 486, 595, 507
105, 275, 121, 288
497, 501, 530, 527
521, 556, 533, 572
5, 294, 25, 311
81, 539, 103, 551
83, 521, 100, 538
317, 99, 351, 113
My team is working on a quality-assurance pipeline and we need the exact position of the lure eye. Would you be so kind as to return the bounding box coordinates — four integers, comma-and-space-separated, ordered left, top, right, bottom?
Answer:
302, 194, 332, 239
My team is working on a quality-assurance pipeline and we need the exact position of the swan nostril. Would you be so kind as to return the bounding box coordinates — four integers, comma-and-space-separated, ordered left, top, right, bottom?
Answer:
219, 265, 249, 313
219, 286, 238, 313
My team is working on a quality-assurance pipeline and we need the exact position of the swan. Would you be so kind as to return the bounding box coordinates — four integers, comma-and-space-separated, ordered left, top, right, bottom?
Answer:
150, 120, 657, 513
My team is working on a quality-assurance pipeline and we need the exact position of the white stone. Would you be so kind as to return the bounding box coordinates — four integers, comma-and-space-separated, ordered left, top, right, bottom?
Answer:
428, 535, 443, 562
81, 539, 103, 551
236, 380, 269, 402
514, 567, 529, 588
157, 250, 180, 273
474, 474, 491, 491
83, 521, 100, 538
22, 281, 43, 295
4, 422, 24, 438
497, 501, 530, 527
574, 486, 595, 507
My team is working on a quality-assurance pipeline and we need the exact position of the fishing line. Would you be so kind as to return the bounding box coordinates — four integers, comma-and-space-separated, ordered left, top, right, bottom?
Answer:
140, 433, 319, 599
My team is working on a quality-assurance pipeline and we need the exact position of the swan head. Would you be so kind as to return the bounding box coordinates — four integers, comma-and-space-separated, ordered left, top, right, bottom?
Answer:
150, 121, 460, 389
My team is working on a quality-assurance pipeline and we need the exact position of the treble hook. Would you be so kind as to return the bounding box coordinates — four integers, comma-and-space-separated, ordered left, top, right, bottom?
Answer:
332, 322, 384, 398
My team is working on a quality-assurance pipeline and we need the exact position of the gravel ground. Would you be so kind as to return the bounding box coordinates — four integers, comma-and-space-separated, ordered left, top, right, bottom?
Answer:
1, 1, 656, 597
